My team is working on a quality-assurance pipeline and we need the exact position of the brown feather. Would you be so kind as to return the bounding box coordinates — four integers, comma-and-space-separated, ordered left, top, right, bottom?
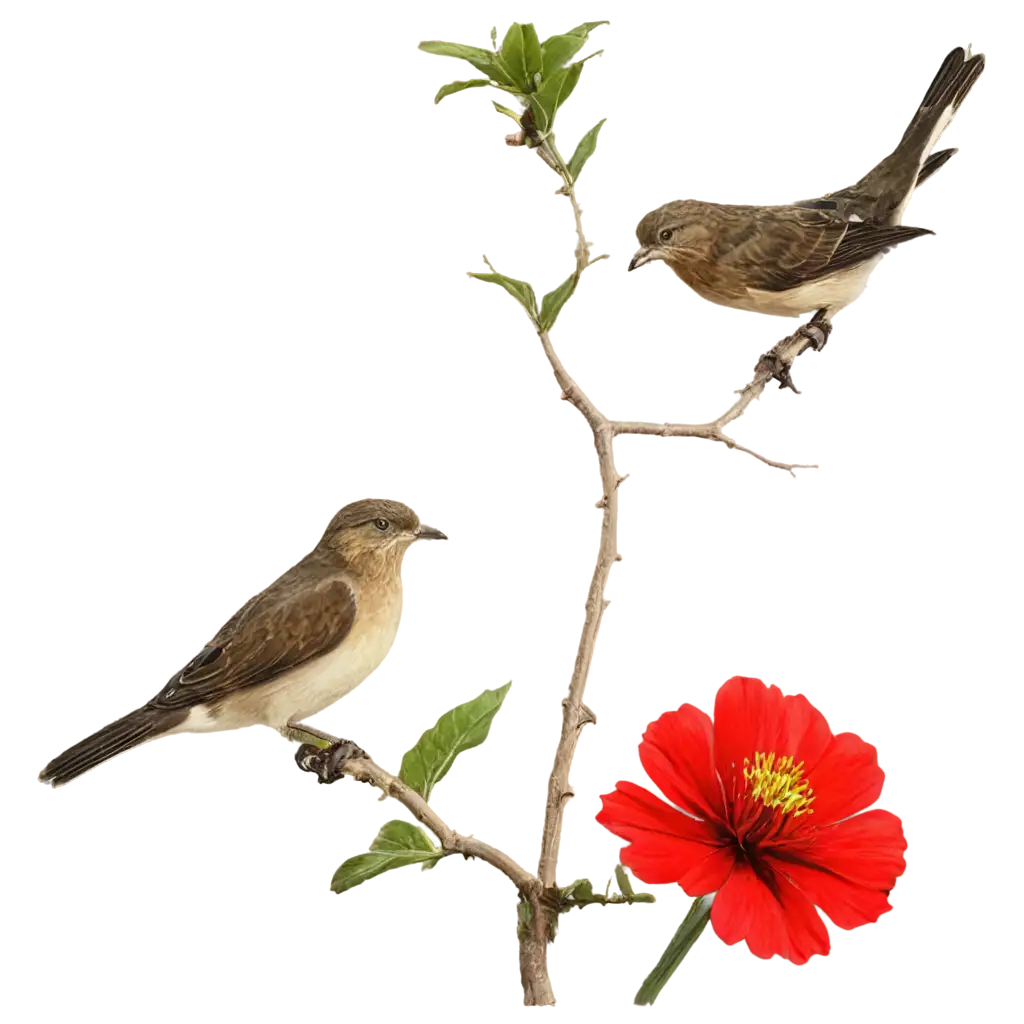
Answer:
150, 562, 358, 710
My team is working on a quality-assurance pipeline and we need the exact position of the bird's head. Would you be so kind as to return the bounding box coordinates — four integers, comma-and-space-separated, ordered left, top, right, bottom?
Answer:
317, 499, 446, 572
629, 200, 713, 272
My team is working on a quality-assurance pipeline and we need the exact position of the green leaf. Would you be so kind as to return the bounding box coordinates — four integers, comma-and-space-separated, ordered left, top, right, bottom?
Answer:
399, 682, 512, 802
521, 24, 542, 81
566, 20, 611, 37
536, 23, 598, 78
540, 35, 586, 77
530, 61, 581, 133
500, 23, 529, 90
434, 79, 491, 104
467, 271, 538, 323
330, 820, 442, 894
634, 894, 714, 1005
606, 864, 655, 905
539, 272, 578, 331
418, 40, 514, 85
491, 100, 522, 124
561, 878, 595, 901
566, 118, 606, 182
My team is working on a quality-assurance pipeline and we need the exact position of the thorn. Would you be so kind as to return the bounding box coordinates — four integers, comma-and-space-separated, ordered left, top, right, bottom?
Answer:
505, 131, 526, 147
560, 389, 571, 400
615, 553, 622, 562
602, 599, 611, 611
579, 703, 597, 727
615, 473, 630, 490
595, 496, 608, 509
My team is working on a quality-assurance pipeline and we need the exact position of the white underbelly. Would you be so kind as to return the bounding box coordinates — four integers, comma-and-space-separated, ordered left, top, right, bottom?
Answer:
743, 256, 882, 317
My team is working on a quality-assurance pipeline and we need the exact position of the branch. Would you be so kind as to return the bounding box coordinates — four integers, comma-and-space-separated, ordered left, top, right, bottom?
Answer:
612, 322, 825, 475
294, 741, 534, 893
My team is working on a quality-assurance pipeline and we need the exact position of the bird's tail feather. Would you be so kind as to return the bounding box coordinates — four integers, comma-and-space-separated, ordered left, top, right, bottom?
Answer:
916, 147, 957, 188
39, 706, 186, 787
898, 47, 985, 163
915, 47, 985, 122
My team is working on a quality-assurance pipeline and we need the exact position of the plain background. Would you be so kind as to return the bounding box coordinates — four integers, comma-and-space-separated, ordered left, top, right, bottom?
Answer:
4, 6, 1019, 1015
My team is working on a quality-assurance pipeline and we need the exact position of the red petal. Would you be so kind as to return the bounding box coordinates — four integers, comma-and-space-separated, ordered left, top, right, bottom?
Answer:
782, 806, 905, 888
778, 691, 833, 771
639, 704, 727, 823
771, 865, 890, 930
713, 677, 786, 807
597, 782, 734, 894
803, 732, 884, 824
711, 858, 830, 965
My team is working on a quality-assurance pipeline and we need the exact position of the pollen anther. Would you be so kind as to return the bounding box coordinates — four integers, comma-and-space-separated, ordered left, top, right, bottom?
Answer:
743, 751, 815, 817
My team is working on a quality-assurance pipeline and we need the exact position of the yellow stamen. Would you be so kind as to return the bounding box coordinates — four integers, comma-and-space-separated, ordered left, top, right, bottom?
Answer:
743, 752, 815, 817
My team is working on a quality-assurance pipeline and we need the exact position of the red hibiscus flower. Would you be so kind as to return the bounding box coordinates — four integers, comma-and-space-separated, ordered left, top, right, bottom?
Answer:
597, 676, 906, 964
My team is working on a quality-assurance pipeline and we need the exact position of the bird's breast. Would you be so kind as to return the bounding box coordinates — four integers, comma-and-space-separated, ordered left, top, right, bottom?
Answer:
192, 581, 405, 732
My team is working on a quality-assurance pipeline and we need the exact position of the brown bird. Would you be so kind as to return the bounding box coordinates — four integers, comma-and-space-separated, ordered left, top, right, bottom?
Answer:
39, 499, 446, 786
629, 47, 984, 335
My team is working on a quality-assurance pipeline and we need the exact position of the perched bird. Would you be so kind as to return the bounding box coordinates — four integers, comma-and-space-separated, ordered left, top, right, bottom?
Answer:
629, 47, 984, 332
39, 499, 446, 786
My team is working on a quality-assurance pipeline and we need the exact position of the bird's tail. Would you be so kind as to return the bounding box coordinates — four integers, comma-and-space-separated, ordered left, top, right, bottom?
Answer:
895, 46, 985, 172
39, 706, 186, 787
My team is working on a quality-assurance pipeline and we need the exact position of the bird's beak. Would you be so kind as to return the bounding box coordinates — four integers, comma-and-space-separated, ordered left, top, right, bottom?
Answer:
628, 245, 659, 271
415, 524, 447, 541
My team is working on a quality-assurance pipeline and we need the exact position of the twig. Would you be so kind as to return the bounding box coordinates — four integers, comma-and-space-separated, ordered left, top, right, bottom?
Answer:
339, 761, 540, 897
614, 323, 823, 475
331, 753, 643, 1007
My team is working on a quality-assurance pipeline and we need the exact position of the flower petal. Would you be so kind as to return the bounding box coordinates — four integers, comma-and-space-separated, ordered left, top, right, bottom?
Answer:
772, 866, 890, 930
597, 782, 733, 894
778, 811, 901, 892
803, 732, 884, 824
778, 691, 834, 771
711, 858, 830, 965
713, 677, 787, 807
639, 704, 727, 823
593, 774, 720, 847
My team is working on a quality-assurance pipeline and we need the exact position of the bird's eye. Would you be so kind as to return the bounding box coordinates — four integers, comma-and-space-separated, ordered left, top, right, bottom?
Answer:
659, 228, 672, 242
373, 518, 390, 532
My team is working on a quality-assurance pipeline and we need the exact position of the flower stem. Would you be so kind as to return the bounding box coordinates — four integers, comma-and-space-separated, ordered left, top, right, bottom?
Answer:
630, 897, 712, 1007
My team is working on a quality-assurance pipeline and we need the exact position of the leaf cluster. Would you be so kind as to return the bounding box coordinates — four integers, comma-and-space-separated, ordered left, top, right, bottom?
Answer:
420, 21, 607, 141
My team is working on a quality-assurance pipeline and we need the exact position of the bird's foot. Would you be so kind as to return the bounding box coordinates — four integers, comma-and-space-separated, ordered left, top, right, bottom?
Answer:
797, 313, 832, 353
295, 739, 369, 784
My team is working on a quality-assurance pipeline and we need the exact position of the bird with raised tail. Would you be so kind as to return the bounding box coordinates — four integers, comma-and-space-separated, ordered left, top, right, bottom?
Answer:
629, 47, 985, 336
39, 499, 446, 786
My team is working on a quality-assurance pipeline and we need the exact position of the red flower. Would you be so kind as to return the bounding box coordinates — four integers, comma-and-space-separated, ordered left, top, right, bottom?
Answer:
597, 676, 906, 964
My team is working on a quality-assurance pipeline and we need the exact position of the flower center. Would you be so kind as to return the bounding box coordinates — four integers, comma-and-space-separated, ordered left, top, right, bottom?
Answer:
743, 752, 814, 817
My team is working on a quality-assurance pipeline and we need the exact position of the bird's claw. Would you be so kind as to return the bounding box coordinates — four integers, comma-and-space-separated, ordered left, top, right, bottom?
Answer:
295, 739, 369, 784
797, 317, 832, 353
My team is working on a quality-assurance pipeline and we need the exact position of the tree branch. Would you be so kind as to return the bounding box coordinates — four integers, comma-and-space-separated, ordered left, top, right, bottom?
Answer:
335, 757, 540, 892
614, 327, 823, 471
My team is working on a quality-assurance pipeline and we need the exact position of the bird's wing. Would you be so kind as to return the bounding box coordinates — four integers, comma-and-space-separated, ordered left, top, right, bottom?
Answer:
716, 207, 930, 292
149, 569, 357, 710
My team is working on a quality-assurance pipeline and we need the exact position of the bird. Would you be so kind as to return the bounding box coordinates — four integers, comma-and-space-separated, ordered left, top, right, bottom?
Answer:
628, 46, 984, 338
38, 499, 446, 787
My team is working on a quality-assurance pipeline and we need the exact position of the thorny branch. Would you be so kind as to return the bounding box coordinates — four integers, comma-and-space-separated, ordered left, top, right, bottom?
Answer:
521, 135, 821, 1004
296, 130, 825, 1009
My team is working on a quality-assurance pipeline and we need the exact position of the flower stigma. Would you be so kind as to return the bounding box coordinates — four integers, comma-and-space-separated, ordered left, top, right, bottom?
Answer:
743, 752, 815, 817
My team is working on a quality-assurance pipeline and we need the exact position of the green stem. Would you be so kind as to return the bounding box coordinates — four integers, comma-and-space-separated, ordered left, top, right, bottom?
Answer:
630, 897, 712, 1007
